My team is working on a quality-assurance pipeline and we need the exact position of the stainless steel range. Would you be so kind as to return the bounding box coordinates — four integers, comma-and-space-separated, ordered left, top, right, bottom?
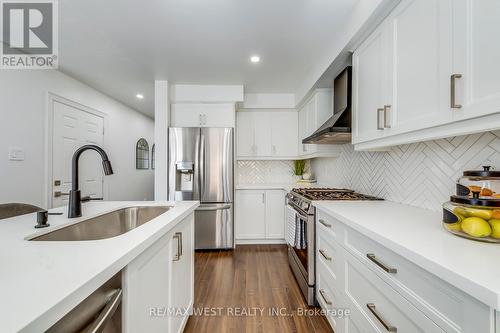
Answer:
286, 187, 382, 305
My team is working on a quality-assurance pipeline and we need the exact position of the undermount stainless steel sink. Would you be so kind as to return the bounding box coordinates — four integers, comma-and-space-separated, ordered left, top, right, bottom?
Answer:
30, 206, 171, 241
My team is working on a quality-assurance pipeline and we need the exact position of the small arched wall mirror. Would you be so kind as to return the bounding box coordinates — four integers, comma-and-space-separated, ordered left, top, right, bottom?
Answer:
136, 138, 150, 169
151, 144, 155, 170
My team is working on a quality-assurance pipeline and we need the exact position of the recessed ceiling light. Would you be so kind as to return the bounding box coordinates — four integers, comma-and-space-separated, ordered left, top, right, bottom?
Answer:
250, 55, 260, 63
136, 93, 144, 99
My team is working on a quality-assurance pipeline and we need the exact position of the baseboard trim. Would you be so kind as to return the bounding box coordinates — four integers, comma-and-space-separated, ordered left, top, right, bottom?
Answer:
235, 239, 286, 245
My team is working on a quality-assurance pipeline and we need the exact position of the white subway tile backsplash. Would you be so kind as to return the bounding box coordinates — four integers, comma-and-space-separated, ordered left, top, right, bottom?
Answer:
311, 131, 500, 211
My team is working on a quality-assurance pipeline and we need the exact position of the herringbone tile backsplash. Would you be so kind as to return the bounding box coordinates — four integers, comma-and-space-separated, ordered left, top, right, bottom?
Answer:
312, 131, 500, 211
237, 160, 299, 184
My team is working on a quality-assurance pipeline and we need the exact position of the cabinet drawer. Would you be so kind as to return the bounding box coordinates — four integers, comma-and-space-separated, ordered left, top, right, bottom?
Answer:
343, 224, 491, 333
317, 229, 340, 283
316, 258, 345, 332
343, 246, 445, 333
316, 209, 342, 239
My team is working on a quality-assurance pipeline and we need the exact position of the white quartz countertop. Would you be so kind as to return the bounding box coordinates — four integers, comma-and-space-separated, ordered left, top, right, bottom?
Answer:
235, 183, 325, 191
0, 201, 199, 333
313, 200, 500, 310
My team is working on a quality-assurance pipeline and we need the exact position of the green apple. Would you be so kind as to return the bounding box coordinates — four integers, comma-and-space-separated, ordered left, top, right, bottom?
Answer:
461, 217, 492, 238
488, 219, 500, 239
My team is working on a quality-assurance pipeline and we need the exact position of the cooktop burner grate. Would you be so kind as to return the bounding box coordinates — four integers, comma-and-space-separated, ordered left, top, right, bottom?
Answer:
291, 188, 383, 201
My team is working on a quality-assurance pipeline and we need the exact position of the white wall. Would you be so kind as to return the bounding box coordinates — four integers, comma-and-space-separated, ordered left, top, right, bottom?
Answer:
0, 70, 155, 208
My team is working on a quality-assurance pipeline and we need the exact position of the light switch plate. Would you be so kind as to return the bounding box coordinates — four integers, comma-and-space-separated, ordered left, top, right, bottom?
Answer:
8, 147, 25, 161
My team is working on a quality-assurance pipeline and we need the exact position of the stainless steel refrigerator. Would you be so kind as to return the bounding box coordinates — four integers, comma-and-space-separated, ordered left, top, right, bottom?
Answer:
168, 127, 234, 250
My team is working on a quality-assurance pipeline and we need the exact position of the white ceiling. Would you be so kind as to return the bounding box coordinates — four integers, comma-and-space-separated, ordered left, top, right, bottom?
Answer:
58, 0, 358, 116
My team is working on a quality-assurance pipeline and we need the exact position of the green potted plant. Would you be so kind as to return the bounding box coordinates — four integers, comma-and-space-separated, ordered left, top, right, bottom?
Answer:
294, 160, 306, 181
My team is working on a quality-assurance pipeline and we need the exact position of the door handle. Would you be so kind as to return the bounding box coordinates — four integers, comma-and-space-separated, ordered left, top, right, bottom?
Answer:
262, 192, 265, 204
367, 303, 397, 332
54, 191, 69, 198
451, 74, 462, 109
377, 108, 385, 130
383, 105, 391, 128
367, 253, 397, 273
199, 114, 203, 125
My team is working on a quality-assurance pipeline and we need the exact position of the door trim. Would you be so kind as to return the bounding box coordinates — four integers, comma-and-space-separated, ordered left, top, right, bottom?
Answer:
45, 93, 109, 208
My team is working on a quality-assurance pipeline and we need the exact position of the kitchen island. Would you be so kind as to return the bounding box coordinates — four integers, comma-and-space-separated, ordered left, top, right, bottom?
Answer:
0, 201, 199, 333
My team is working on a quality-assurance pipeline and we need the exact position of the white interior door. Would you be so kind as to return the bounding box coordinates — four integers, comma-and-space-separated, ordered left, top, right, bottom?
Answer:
51, 100, 104, 208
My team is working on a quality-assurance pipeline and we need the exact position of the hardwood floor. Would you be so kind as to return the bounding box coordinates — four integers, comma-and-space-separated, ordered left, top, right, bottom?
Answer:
183, 245, 333, 333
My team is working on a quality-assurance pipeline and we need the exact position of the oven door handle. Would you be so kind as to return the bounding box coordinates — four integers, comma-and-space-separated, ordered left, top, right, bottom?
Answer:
288, 204, 309, 221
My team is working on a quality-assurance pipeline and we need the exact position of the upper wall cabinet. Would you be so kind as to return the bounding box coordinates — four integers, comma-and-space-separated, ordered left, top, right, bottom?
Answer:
353, 0, 500, 150
453, 0, 500, 121
298, 89, 341, 157
170, 103, 235, 127
236, 111, 298, 159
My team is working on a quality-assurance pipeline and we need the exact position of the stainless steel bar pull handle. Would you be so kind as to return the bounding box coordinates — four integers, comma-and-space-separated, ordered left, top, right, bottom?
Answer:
367, 253, 397, 273
367, 303, 397, 332
377, 108, 385, 130
179, 232, 183, 257
319, 289, 332, 305
319, 249, 332, 261
451, 74, 463, 108
173, 232, 182, 261
383, 105, 391, 128
318, 219, 332, 228
85, 289, 122, 333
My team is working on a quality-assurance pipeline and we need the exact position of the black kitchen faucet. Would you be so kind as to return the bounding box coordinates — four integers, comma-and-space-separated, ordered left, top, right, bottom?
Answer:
68, 145, 113, 218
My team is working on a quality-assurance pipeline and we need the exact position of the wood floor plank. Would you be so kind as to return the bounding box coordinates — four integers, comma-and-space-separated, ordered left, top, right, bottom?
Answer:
184, 245, 333, 333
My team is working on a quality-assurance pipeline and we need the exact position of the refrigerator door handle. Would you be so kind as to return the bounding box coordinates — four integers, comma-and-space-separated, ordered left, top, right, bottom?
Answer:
198, 132, 205, 199
197, 204, 232, 211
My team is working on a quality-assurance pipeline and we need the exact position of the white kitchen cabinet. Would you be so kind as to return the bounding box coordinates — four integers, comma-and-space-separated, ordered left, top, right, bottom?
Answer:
315, 208, 493, 333
385, 0, 454, 134
452, 0, 500, 121
298, 105, 309, 154
168, 215, 194, 333
253, 113, 272, 156
235, 190, 266, 239
352, 24, 388, 144
123, 214, 194, 333
352, 0, 500, 151
235, 112, 255, 156
236, 111, 297, 159
235, 189, 286, 242
297, 89, 340, 157
170, 103, 235, 127
270, 112, 298, 157
264, 190, 286, 239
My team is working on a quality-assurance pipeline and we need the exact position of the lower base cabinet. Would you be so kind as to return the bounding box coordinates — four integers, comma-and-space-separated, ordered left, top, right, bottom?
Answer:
235, 189, 286, 243
316, 209, 494, 333
123, 213, 194, 333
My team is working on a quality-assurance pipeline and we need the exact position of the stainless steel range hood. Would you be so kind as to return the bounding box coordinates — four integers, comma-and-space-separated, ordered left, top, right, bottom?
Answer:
302, 66, 352, 144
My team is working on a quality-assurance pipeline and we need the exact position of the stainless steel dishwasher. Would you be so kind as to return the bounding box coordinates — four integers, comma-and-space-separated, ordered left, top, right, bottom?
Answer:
46, 272, 122, 333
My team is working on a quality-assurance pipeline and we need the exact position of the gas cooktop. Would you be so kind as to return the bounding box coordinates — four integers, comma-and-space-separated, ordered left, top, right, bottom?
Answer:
291, 187, 383, 201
